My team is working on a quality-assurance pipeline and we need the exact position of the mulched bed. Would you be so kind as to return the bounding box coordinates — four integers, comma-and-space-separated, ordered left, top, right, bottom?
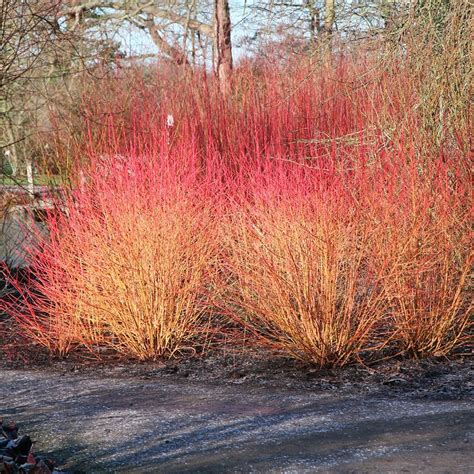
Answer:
1, 336, 472, 401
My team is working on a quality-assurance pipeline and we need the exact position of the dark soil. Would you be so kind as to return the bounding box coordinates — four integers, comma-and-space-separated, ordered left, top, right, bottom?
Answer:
1, 341, 472, 401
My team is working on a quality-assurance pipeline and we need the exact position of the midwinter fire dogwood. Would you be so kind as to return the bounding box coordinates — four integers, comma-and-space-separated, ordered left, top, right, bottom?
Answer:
1, 59, 471, 364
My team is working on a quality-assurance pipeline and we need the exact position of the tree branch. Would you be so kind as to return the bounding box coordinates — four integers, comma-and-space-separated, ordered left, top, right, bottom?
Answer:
144, 15, 189, 65
60, 1, 214, 36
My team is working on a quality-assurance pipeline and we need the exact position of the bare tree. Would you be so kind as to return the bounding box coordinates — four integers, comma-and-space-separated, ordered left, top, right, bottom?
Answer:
322, 0, 335, 49
214, 0, 233, 94
0, 0, 63, 177
0, 0, 122, 178
59, 1, 236, 92
60, 1, 215, 66
305, 0, 322, 48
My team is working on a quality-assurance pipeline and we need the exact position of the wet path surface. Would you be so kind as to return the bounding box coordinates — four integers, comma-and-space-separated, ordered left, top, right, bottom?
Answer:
1, 368, 473, 472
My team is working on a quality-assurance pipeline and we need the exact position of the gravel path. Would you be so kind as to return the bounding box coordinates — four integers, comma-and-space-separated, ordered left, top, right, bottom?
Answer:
1, 367, 473, 472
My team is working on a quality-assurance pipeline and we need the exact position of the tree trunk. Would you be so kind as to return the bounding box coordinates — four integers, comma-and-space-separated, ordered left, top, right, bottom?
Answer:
1, 101, 19, 177
381, 0, 397, 32
5, 125, 19, 177
214, 0, 233, 95
26, 159, 34, 196
322, 0, 335, 52
306, 0, 321, 50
